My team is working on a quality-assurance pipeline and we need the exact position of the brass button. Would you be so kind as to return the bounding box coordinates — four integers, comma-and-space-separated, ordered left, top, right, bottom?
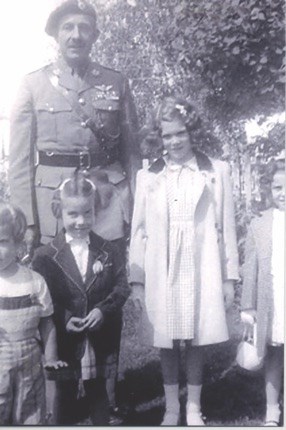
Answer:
79, 98, 85, 105
108, 106, 112, 110
49, 107, 54, 113
81, 121, 87, 128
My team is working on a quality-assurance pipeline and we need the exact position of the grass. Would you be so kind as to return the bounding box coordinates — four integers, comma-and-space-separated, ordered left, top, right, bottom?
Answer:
76, 297, 283, 426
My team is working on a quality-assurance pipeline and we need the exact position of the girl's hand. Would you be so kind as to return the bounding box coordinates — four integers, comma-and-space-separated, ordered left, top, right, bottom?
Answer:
82, 308, 103, 330
66, 316, 86, 333
131, 282, 145, 312
223, 280, 234, 310
44, 360, 68, 370
240, 309, 257, 326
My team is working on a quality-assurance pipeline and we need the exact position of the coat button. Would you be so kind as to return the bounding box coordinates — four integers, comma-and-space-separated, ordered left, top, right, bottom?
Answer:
49, 107, 54, 113
81, 121, 87, 128
79, 98, 85, 105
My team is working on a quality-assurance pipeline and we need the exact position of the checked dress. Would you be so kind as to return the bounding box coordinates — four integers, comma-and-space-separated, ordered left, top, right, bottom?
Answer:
165, 158, 196, 340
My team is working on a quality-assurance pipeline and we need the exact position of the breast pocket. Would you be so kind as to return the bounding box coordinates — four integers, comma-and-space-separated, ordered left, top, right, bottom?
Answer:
35, 100, 72, 141
92, 99, 120, 144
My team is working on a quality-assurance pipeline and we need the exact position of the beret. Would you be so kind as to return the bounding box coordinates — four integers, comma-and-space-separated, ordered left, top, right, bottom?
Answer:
45, 0, 97, 37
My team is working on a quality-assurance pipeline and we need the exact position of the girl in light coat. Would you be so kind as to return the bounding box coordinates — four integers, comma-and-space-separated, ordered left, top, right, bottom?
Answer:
129, 97, 239, 426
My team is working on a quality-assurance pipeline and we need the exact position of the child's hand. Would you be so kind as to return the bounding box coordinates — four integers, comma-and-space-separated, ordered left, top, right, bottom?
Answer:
223, 280, 234, 310
240, 310, 257, 326
82, 308, 103, 330
44, 360, 68, 370
66, 316, 86, 333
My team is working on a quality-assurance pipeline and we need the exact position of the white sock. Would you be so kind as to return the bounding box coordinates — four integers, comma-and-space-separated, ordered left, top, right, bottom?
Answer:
265, 403, 280, 423
187, 384, 202, 414
164, 384, 180, 413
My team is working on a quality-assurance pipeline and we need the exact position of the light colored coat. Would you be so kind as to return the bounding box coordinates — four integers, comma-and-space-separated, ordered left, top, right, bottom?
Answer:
241, 208, 274, 359
129, 152, 239, 348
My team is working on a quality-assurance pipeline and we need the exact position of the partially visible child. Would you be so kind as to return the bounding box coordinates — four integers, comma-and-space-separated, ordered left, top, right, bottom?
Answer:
241, 159, 285, 426
0, 201, 65, 425
32, 171, 130, 425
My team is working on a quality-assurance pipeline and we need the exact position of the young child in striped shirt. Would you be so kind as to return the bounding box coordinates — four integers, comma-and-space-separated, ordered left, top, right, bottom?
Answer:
0, 201, 66, 425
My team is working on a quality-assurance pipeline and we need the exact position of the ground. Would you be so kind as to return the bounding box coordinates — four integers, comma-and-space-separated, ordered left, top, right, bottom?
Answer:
76, 297, 283, 426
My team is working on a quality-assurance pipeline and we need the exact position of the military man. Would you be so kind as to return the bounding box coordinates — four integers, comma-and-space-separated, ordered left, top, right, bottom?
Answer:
8, 0, 139, 424
9, 0, 140, 250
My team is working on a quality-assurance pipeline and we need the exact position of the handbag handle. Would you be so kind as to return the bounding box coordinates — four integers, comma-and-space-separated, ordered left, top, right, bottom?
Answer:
243, 322, 257, 346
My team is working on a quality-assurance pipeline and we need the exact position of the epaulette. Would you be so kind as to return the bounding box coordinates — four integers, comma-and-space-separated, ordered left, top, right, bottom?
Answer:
96, 63, 123, 75
26, 63, 52, 76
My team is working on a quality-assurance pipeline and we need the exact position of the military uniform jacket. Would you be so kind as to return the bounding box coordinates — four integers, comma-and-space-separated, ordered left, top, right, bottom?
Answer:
9, 61, 139, 228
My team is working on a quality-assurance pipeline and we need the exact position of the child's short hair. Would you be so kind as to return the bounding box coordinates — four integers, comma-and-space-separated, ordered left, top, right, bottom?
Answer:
0, 201, 27, 243
51, 170, 97, 219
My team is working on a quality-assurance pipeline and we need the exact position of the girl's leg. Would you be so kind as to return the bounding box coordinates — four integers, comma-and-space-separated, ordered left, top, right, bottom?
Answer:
160, 342, 180, 425
185, 342, 205, 426
265, 345, 284, 425
84, 378, 109, 426
56, 380, 78, 425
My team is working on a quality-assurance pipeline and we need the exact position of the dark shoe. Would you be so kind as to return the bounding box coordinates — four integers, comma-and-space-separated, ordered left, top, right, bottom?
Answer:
109, 406, 124, 426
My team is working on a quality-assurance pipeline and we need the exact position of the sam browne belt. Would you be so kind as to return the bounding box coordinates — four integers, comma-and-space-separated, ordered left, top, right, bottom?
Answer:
38, 149, 118, 169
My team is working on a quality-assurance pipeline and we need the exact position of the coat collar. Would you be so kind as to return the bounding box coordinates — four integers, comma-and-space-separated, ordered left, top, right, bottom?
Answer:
51, 230, 108, 292
148, 150, 215, 212
148, 149, 214, 174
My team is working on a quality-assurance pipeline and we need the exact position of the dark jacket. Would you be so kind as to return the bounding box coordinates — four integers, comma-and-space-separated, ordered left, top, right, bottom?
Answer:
32, 230, 130, 363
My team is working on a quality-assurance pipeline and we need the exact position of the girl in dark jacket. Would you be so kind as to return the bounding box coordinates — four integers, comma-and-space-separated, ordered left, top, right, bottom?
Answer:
32, 171, 130, 425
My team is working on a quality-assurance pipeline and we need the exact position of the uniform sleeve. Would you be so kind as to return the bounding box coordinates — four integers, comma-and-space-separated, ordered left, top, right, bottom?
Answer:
128, 169, 148, 285
119, 77, 141, 191
221, 162, 239, 281
36, 274, 54, 318
240, 223, 258, 310
9, 76, 37, 226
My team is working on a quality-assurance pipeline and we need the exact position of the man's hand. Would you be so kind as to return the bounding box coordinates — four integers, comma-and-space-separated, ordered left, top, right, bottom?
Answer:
223, 280, 235, 311
131, 282, 145, 312
82, 308, 103, 330
66, 316, 86, 333
25, 225, 40, 258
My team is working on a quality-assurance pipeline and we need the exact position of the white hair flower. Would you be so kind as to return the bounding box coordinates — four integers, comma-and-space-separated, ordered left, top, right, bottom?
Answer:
175, 104, 188, 117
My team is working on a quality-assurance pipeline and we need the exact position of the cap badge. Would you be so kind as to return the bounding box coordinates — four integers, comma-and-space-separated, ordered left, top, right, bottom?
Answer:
77, 0, 88, 11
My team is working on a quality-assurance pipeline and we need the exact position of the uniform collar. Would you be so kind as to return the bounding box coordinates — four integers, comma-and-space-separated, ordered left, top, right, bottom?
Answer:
51, 59, 101, 92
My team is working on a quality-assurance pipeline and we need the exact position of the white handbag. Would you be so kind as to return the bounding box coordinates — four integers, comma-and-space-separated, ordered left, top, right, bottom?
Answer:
236, 323, 264, 371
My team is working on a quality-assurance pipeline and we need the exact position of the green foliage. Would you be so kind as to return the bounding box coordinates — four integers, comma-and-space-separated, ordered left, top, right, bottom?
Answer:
91, 0, 285, 124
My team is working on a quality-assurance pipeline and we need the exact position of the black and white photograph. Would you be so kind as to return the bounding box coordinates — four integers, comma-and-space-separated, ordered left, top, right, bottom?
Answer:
0, 0, 284, 426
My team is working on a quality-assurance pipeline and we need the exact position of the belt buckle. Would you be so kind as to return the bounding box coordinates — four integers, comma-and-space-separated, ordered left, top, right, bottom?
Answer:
79, 151, 91, 169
